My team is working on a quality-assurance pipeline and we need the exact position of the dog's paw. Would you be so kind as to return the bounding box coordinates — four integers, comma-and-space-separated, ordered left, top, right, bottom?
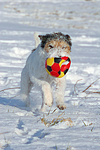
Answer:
44, 97, 53, 107
41, 103, 52, 112
45, 101, 53, 107
41, 105, 46, 112
57, 103, 66, 110
21, 94, 30, 107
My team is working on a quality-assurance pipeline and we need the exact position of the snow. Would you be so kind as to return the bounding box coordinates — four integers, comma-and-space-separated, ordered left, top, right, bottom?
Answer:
0, 0, 100, 149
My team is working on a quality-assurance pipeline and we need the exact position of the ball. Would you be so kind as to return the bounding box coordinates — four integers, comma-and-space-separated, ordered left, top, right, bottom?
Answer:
45, 56, 71, 78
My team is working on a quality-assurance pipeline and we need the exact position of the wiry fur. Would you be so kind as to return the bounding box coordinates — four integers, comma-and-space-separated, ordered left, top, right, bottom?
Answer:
21, 32, 72, 112
39, 32, 72, 49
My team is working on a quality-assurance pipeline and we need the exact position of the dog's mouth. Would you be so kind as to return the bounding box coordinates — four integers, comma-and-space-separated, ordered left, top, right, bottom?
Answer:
45, 56, 71, 78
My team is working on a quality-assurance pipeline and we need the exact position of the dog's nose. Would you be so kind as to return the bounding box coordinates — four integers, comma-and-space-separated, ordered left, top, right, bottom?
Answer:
58, 55, 61, 58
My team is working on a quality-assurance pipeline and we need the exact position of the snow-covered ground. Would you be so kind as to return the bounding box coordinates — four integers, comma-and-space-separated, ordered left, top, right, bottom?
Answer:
0, 0, 100, 149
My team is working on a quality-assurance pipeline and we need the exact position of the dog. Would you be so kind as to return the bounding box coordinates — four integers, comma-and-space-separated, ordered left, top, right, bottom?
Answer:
21, 32, 72, 112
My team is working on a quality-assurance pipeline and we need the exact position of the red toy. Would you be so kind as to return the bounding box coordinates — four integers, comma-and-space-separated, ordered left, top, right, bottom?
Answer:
45, 56, 71, 78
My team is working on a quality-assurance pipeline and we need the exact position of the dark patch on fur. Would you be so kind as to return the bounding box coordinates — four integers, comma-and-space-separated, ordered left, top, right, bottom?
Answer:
32, 48, 36, 53
38, 32, 72, 49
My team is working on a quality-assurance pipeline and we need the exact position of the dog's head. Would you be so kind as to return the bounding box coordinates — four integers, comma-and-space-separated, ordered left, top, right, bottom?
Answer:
39, 32, 72, 58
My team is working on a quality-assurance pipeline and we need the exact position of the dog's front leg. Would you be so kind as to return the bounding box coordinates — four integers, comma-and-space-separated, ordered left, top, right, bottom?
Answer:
54, 77, 66, 110
41, 82, 53, 111
30, 76, 53, 112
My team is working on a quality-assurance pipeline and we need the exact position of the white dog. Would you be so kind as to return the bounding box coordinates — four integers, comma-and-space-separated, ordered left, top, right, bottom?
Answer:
21, 32, 72, 111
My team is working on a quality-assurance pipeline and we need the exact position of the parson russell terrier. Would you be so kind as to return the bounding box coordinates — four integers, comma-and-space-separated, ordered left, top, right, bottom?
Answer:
21, 32, 72, 112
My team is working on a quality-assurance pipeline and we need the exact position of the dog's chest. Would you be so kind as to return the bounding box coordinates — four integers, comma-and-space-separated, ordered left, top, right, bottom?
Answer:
29, 51, 51, 81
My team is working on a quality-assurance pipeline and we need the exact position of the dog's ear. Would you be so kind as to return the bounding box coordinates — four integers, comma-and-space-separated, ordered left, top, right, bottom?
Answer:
65, 34, 72, 47
65, 34, 70, 40
38, 35, 43, 40
38, 35, 47, 42
38, 35, 49, 48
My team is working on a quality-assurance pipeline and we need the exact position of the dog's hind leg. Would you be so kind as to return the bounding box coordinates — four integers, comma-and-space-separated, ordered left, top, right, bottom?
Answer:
20, 66, 33, 107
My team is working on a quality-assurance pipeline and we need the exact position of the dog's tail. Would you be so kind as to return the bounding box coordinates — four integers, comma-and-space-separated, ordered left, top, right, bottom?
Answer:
34, 32, 40, 48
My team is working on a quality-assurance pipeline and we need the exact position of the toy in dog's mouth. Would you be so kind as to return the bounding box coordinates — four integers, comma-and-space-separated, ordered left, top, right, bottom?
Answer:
45, 56, 71, 78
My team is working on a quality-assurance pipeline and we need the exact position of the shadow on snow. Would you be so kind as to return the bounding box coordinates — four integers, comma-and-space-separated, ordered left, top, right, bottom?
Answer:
0, 97, 31, 111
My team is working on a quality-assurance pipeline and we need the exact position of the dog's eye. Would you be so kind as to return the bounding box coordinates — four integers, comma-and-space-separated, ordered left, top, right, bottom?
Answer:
62, 46, 67, 49
49, 45, 54, 49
